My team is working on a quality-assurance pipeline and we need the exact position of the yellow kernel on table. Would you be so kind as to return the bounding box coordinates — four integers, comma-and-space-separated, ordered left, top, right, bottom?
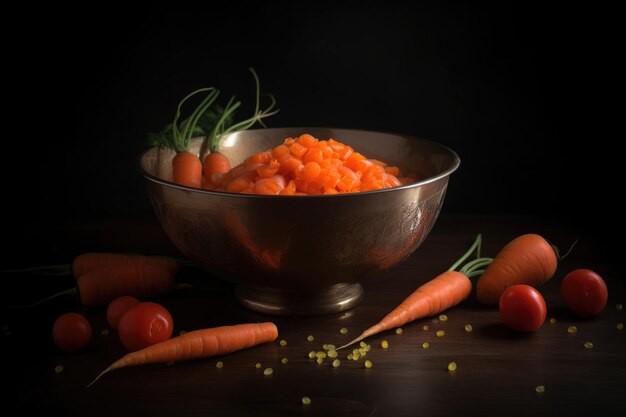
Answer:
316, 351, 327, 359
422, 342, 430, 349
617, 323, 624, 330
54, 365, 63, 374
347, 353, 354, 360
327, 350, 338, 358
436, 330, 445, 337
423, 325, 429, 331
308, 351, 316, 359
263, 367, 273, 376
549, 318, 556, 324
464, 324, 473, 332
584, 341, 594, 349
535, 385, 545, 393
353, 353, 360, 360
447, 362, 457, 372
279, 339, 287, 346
439, 314, 448, 322
216, 361, 224, 369
307, 335, 314, 342
567, 326, 577, 334
302, 396, 312, 405
340, 327, 348, 334
255, 363, 262, 368
316, 357, 323, 365
364, 360, 373, 368
359, 341, 367, 348
358, 348, 367, 357
281, 358, 289, 364
101, 329, 110, 336
363, 344, 371, 352
332, 359, 341, 368
617, 303, 623, 311
396, 328, 403, 335
381, 340, 389, 349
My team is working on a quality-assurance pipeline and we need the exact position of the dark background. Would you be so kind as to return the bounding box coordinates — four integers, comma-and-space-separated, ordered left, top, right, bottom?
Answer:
2, 4, 618, 263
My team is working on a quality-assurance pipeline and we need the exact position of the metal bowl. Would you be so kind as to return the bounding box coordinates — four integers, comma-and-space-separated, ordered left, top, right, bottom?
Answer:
139, 127, 460, 316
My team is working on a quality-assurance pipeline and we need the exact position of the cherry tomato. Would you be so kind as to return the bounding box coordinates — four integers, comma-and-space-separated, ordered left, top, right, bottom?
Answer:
561, 269, 608, 317
106, 296, 141, 330
499, 285, 547, 332
118, 302, 173, 351
52, 312, 93, 352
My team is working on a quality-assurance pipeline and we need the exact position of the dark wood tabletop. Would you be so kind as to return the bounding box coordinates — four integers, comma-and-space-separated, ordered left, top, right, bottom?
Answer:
2, 215, 624, 417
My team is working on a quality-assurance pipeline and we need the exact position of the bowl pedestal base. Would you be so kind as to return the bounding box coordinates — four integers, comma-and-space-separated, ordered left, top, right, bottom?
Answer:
235, 283, 364, 316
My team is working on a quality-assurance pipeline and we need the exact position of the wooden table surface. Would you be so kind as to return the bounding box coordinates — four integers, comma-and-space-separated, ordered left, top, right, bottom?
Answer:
2, 215, 624, 417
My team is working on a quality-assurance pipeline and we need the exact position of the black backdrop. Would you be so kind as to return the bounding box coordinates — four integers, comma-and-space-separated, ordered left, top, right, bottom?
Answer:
2, 4, 618, 262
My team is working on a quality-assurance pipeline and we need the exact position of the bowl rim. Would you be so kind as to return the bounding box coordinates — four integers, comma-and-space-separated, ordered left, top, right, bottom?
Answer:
137, 127, 461, 198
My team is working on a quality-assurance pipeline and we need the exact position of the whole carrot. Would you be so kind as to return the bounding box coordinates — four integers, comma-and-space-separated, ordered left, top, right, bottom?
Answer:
338, 235, 486, 350
172, 151, 203, 188
476, 234, 559, 304
88, 322, 278, 386
72, 253, 180, 279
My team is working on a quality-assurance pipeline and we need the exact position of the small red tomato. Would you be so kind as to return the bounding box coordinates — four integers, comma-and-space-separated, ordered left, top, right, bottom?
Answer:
561, 269, 608, 317
52, 312, 93, 352
107, 296, 141, 330
118, 302, 173, 351
499, 285, 547, 332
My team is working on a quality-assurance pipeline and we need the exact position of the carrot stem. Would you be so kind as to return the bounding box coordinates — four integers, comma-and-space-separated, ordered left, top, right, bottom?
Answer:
14, 288, 78, 308
447, 234, 482, 272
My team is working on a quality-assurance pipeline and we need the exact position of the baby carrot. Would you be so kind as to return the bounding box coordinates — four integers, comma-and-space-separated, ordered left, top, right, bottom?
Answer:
72, 253, 180, 280
88, 322, 278, 386
338, 235, 484, 350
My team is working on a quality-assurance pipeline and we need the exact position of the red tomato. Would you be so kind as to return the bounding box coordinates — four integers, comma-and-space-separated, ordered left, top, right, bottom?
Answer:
52, 312, 93, 352
499, 285, 547, 332
118, 302, 173, 351
561, 269, 608, 317
107, 296, 141, 330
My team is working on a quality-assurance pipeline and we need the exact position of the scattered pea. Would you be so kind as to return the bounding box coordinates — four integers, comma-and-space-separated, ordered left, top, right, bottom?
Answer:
347, 353, 354, 360
101, 329, 110, 336
216, 361, 224, 369
302, 396, 311, 405
617, 323, 624, 330
447, 362, 457, 372
535, 385, 545, 393
332, 359, 341, 368
422, 342, 430, 349
364, 360, 373, 368
316, 357, 324, 365
352, 353, 360, 360
54, 365, 64, 374
567, 326, 577, 334
263, 367, 273, 376
464, 324, 473, 332
439, 314, 448, 322
436, 330, 445, 337
549, 318, 556, 324
422, 325, 429, 331
308, 351, 316, 359
381, 340, 389, 349
279, 339, 287, 346
584, 341, 593, 349
617, 303, 623, 311
281, 358, 289, 364
255, 363, 262, 369
327, 350, 338, 358
307, 335, 314, 342
316, 351, 327, 359
340, 327, 348, 334
396, 328, 403, 335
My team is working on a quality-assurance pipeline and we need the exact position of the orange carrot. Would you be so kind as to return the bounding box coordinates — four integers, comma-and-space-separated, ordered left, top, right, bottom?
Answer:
203, 151, 231, 180
88, 322, 278, 386
172, 151, 203, 188
72, 253, 179, 280
338, 235, 484, 349
475, 234, 558, 304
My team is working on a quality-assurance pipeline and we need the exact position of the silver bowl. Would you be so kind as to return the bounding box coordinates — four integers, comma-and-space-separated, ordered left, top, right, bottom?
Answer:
139, 127, 460, 316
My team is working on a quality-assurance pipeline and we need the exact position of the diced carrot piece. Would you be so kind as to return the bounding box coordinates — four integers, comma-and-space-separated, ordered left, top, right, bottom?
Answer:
300, 162, 322, 181
289, 142, 308, 158
294, 179, 309, 193
398, 177, 416, 185
297, 134, 318, 148
302, 148, 324, 165
369, 159, 387, 167
226, 177, 251, 193
315, 141, 334, 158
257, 159, 280, 178
279, 180, 297, 195
337, 146, 353, 160
284, 137, 296, 146
254, 178, 284, 195
383, 173, 402, 188
321, 158, 342, 169
337, 175, 360, 192
272, 144, 290, 159
247, 151, 272, 164
278, 154, 303, 175
323, 187, 339, 195
337, 165, 358, 179
343, 152, 366, 171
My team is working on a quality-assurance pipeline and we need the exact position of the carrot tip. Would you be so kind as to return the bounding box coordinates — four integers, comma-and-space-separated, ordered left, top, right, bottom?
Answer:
86, 367, 111, 388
